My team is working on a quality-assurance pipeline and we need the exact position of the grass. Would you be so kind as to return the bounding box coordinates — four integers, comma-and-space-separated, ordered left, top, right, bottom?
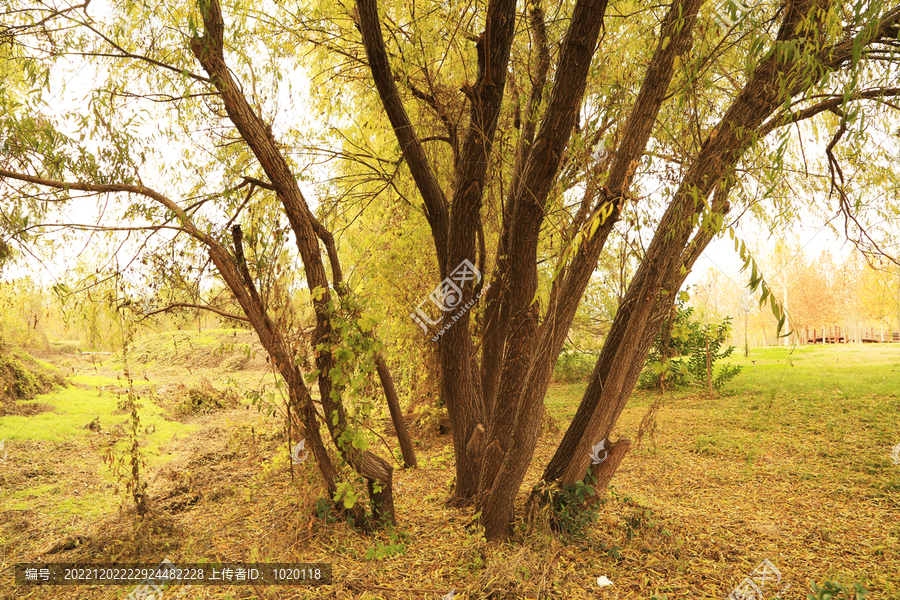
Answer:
0, 384, 196, 460
2, 339, 899, 599
540, 343, 900, 598
729, 343, 900, 398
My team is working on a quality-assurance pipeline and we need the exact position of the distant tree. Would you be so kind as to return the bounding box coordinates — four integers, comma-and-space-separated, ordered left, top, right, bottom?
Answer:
860, 260, 900, 334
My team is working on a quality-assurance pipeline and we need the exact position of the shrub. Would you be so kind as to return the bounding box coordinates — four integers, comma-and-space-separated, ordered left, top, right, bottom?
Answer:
806, 580, 868, 600
177, 377, 240, 414
638, 299, 742, 392
553, 349, 597, 383
0, 347, 64, 404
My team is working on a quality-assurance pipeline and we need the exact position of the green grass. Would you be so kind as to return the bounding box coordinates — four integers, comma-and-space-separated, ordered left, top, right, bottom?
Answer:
0, 382, 197, 465
545, 343, 900, 489
728, 343, 900, 398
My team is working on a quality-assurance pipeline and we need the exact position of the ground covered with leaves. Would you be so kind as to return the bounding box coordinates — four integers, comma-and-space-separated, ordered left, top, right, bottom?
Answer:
0, 334, 897, 599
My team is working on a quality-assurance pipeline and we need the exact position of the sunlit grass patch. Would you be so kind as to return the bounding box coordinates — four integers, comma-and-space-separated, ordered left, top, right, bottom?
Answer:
0, 382, 198, 469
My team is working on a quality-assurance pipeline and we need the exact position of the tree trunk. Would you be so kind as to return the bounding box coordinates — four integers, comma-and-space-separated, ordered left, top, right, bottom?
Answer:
375, 354, 417, 468
547, 0, 841, 493
191, 0, 397, 527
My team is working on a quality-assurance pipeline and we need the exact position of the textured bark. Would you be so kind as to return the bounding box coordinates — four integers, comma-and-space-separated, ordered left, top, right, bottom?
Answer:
475, 0, 609, 540
6, 0, 900, 547
480, 5, 550, 425
375, 354, 417, 468
357, 0, 518, 501
584, 437, 630, 507
191, 0, 395, 526
474, 0, 695, 539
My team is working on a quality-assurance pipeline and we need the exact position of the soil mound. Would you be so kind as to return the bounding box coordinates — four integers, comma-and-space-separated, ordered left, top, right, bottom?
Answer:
0, 347, 65, 414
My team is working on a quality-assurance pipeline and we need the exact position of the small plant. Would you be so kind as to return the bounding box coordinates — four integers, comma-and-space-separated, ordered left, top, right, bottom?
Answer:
178, 377, 239, 414
623, 506, 655, 540
364, 527, 408, 560
313, 497, 339, 523
545, 465, 600, 535
638, 296, 742, 392
104, 330, 149, 516
807, 579, 869, 600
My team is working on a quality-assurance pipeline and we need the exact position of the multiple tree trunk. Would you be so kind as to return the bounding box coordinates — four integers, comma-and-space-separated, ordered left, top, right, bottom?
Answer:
357, 0, 900, 539
3, 0, 900, 543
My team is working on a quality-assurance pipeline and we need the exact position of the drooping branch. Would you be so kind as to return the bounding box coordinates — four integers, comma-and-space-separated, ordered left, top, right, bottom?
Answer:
0, 169, 217, 246
759, 88, 900, 137
142, 302, 249, 322
0, 166, 342, 499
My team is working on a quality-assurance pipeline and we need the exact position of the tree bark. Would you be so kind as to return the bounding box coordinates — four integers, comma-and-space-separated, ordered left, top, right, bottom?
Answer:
375, 354, 417, 468
357, 0, 518, 502
474, 0, 610, 540
191, 0, 396, 526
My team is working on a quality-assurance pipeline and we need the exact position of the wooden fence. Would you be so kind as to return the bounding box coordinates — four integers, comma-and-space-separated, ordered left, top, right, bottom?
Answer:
805, 326, 900, 344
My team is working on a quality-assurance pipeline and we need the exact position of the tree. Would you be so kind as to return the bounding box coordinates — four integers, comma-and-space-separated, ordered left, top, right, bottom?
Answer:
2, 0, 900, 541
1, 0, 417, 529
351, 0, 900, 538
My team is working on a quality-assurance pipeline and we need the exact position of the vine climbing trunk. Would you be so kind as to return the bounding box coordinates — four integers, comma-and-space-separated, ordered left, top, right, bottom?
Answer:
190, 0, 397, 527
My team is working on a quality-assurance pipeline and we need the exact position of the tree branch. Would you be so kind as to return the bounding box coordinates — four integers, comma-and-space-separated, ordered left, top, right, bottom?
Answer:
355, 0, 450, 268
142, 302, 249, 322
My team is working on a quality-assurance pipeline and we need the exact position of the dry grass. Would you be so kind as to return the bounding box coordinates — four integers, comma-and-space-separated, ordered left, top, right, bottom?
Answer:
0, 341, 898, 599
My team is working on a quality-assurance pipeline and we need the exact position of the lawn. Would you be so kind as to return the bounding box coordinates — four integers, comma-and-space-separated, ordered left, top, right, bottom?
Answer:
542, 342, 900, 598
0, 338, 898, 599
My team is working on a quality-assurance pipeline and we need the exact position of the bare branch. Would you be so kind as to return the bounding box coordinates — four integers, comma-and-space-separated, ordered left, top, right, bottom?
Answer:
142, 302, 249, 322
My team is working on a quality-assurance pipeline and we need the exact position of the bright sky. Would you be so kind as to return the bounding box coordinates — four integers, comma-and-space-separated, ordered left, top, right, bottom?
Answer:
5, 0, 896, 306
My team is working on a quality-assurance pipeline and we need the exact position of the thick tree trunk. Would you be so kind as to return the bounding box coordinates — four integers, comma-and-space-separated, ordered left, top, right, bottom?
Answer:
475, 0, 700, 540
357, 0, 518, 503
352, 0, 900, 540
474, 0, 611, 540
480, 5, 550, 425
